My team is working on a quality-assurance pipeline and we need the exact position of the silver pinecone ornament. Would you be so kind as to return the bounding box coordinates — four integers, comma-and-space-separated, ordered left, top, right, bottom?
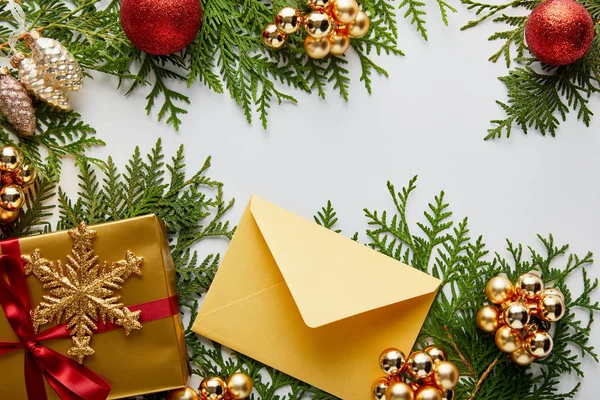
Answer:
11, 53, 70, 110
0, 67, 36, 136
25, 30, 83, 91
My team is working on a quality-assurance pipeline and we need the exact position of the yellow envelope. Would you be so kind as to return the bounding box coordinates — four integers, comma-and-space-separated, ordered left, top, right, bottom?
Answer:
192, 196, 440, 399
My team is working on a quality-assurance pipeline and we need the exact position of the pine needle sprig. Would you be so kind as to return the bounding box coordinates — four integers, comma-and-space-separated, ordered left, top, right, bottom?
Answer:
461, 0, 600, 139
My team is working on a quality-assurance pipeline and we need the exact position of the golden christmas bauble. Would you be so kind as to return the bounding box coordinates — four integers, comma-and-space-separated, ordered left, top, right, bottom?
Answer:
441, 389, 455, 400
539, 293, 566, 322
226, 372, 253, 400
433, 361, 459, 391
385, 381, 415, 400
371, 377, 390, 400
347, 10, 370, 38
517, 272, 544, 299
379, 348, 406, 375
485, 276, 514, 304
0, 208, 19, 224
476, 305, 501, 333
525, 330, 553, 358
332, 0, 359, 24
495, 325, 523, 353
0, 184, 24, 211
504, 302, 530, 329
407, 351, 434, 379
415, 386, 442, 400
263, 23, 288, 50
308, 0, 333, 8
542, 287, 564, 300
16, 164, 36, 187
304, 36, 331, 59
424, 346, 447, 364
276, 7, 304, 34
0, 146, 24, 172
304, 12, 334, 38
329, 32, 350, 55
199, 377, 227, 400
510, 346, 535, 366
166, 386, 199, 400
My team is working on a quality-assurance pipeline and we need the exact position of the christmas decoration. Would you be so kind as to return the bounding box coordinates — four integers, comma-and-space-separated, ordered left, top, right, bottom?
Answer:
0, 146, 35, 223
11, 52, 70, 110
372, 346, 459, 400
198, 372, 253, 400
0, 67, 36, 136
24, 29, 83, 90
120, 0, 202, 55
22, 222, 144, 363
167, 387, 199, 400
476, 272, 566, 365
263, 0, 370, 59
525, 0, 594, 66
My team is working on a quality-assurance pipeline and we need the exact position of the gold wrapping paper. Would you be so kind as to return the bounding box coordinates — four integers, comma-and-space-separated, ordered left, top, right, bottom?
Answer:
0, 215, 189, 399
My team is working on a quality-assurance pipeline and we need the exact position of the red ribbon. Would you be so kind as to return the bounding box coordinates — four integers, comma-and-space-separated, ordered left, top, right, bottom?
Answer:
0, 239, 181, 400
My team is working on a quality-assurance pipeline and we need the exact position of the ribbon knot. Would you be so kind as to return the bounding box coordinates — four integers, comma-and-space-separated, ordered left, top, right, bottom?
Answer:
0, 241, 111, 400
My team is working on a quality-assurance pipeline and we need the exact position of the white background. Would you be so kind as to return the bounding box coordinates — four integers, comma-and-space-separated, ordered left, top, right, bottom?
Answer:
59, 3, 600, 398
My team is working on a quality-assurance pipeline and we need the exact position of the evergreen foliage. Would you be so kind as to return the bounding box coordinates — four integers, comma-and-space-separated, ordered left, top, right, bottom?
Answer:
461, 0, 600, 140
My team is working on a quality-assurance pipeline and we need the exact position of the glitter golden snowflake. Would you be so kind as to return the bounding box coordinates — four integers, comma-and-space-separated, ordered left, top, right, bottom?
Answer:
21, 222, 144, 363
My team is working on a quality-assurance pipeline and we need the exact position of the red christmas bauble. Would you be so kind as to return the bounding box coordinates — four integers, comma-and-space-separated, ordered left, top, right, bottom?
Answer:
525, 0, 594, 66
120, 0, 202, 55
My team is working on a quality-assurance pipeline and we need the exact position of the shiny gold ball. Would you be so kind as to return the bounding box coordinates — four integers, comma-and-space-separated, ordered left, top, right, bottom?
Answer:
525, 330, 553, 358
415, 386, 443, 400
0, 146, 24, 172
538, 293, 566, 322
476, 305, 501, 333
304, 12, 334, 38
510, 346, 535, 366
379, 348, 407, 375
0, 184, 24, 211
304, 36, 331, 59
517, 272, 544, 299
262, 23, 288, 50
307, 0, 333, 9
433, 361, 459, 391
275, 7, 303, 34
504, 302, 530, 330
424, 346, 447, 364
329, 32, 350, 55
371, 377, 389, 400
441, 389, 455, 400
385, 381, 415, 400
542, 287, 564, 300
348, 10, 370, 38
199, 377, 227, 400
226, 372, 253, 399
332, 0, 359, 24
495, 325, 523, 353
485, 276, 515, 304
16, 164, 36, 187
407, 351, 434, 379
0, 208, 19, 224
166, 387, 199, 400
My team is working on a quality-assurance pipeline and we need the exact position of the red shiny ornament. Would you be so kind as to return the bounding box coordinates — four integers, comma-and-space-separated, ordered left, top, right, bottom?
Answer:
525, 0, 594, 66
120, 0, 202, 55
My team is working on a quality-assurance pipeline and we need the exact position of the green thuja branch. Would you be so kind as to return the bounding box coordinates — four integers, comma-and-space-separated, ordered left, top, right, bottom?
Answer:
461, 0, 600, 139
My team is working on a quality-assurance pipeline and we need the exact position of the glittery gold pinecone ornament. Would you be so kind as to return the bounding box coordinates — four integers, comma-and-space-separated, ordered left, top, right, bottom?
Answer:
263, 0, 370, 59
373, 347, 459, 400
11, 52, 70, 110
476, 272, 566, 366
0, 67, 36, 136
0, 146, 35, 224
24, 29, 83, 91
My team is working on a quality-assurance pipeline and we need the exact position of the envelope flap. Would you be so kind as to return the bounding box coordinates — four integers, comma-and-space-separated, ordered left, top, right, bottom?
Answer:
249, 196, 441, 328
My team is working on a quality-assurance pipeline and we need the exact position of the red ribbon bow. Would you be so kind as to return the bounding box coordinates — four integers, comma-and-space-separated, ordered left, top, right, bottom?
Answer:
0, 241, 111, 400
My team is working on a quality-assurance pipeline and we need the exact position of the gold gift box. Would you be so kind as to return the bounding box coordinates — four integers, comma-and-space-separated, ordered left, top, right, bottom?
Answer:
0, 215, 189, 399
